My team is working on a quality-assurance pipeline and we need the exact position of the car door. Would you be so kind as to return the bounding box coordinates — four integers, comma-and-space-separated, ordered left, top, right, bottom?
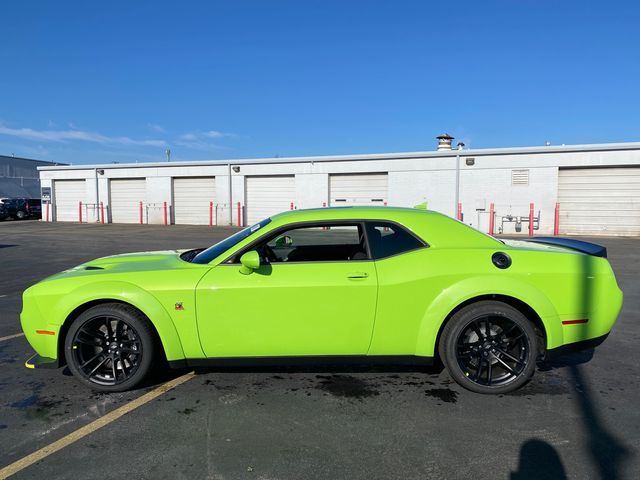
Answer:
195, 222, 378, 357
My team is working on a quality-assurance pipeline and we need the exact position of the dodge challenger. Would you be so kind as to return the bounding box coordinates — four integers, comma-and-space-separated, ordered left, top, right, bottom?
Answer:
21, 207, 623, 394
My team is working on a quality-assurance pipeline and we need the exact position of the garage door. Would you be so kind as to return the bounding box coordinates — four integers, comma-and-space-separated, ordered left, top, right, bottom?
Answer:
54, 180, 86, 222
245, 176, 295, 225
110, 179, 146, 224
173, 177, 216, 225
558, 167, 640, 235
329, 173, 388, 206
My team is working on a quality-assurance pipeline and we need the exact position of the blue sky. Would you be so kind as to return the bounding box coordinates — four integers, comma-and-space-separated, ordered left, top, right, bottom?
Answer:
1, 0, 639, 165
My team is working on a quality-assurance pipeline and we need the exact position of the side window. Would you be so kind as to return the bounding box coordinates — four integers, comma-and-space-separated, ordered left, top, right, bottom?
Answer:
259, 224, 368, 263
366, 222, 425, 259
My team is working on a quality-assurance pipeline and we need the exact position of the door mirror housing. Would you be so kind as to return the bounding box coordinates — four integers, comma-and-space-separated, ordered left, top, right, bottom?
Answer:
239, 250, 261, 275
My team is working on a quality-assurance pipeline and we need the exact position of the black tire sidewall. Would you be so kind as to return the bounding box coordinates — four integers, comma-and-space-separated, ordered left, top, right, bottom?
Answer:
439, 301, 538, 394
64, 303, 156, 392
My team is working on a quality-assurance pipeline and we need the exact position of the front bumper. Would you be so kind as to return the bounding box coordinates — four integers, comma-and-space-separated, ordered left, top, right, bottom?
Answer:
25, 353, 60, 369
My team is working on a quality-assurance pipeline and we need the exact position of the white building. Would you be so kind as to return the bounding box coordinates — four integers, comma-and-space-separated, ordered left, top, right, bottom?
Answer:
38, 136, 640, 236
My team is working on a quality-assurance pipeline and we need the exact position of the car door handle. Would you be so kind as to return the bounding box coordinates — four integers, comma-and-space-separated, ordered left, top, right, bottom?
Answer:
347, 272, 369, 279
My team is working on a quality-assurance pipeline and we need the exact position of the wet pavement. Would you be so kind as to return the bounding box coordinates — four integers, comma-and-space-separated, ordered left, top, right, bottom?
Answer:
0, 221, 639, 479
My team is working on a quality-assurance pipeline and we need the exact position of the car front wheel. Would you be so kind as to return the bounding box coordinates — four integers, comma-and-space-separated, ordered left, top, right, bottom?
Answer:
64, 303, 156, 392
439, 301, 538, 394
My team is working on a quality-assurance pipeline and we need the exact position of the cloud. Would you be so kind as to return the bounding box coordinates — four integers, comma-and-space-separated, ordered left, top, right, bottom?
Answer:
203, 130, 237, 139
179, 130, 238, 141
147, 123, 165, 133
0, 124, 167, 148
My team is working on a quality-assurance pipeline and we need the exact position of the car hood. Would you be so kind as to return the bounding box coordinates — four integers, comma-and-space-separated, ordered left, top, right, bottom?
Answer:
46, 250, 197, 280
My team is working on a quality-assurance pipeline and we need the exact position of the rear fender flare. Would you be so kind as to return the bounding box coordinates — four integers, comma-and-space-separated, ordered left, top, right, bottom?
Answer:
414, 276, 562, 356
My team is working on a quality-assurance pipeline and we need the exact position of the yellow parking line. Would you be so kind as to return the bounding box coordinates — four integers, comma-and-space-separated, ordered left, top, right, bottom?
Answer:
0, 371, 195, 479
0, 333, 24, 343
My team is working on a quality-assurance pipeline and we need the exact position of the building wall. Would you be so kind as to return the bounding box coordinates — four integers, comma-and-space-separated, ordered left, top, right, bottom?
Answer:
0, 155, 63, 198
38, 143, 640, 235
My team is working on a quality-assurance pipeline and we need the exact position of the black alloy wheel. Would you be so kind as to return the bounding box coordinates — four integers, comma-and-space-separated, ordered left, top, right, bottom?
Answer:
439, 301, 538, 394
65, 303, 156, 391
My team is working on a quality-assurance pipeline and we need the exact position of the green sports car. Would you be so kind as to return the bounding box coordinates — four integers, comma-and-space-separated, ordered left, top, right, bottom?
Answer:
21, 207, 623, 394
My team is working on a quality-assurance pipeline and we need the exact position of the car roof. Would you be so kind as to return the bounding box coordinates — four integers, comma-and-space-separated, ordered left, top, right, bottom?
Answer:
268, 206, 501, 249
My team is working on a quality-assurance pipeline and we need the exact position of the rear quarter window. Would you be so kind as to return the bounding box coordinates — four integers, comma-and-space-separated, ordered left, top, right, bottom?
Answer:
366, 222, 425, 259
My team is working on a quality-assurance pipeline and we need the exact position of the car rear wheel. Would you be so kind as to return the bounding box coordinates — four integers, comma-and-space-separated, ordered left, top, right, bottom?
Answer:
439, 301, 538, 394
64, 303, 156, 392
15, 210, 26, 220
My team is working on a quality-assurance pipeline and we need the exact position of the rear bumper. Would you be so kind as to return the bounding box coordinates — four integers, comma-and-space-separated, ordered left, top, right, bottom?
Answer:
545, 333, 608, 359
25, 353, 60, 369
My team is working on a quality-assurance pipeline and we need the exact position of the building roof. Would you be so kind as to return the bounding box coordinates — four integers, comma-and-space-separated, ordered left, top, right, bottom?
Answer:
37, 141, 640, 171
0, 155, 65, 166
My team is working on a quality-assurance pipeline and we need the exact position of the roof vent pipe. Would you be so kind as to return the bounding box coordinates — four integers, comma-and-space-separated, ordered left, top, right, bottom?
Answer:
437, 133, 454, 151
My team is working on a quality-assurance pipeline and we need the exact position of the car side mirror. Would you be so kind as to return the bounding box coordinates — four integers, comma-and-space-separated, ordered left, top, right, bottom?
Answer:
239, 250, 261, 275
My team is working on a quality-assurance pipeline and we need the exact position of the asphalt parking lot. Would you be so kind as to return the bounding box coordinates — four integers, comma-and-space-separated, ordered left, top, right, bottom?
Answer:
0, 221, 639, 479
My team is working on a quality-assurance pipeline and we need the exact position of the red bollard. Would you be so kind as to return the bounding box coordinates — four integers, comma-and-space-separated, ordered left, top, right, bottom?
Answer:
322, 201, 326, 208
209, 201, 214, 226
139, 201, 143, 224
79, 201, 83, 224
163, 201, 168, 225
529, 203, 534, 236
290, 201, 294, 210
554, 202, 560, 236
489, 203, 495, 235
237, 202, 242, 226
457, 203, 462, 221
45, 202, 50, 222
100, 201, 105, 224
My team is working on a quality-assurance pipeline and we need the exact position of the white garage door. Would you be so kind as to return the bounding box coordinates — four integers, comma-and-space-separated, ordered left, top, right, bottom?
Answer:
330, 173, 388, 206
110, 179, 146, 224
173, 177, 216, 225
54, 180, 87, 222
245, 176, 295, 225
558, 167, 640, 236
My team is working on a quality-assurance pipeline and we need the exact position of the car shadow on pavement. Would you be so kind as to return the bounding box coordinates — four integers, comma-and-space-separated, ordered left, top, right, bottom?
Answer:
189, 362, 444, 376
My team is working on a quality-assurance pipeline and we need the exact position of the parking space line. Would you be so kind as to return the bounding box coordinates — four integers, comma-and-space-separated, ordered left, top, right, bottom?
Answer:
0, 371, 195, 479
0, 333, 24, 343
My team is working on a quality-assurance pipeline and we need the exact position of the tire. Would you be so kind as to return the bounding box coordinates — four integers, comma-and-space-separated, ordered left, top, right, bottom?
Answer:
64, 303, 157, 392
438, 301, 538, 394
15, 210, 26, 220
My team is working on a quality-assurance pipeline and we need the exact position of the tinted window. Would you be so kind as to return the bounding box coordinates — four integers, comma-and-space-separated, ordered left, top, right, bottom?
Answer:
365, 222, 424, 259
191, 218, 272, 264
256, 224, 367, 263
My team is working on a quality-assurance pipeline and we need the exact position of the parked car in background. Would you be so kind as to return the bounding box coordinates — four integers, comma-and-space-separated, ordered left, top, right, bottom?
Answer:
0, 198, 41, 220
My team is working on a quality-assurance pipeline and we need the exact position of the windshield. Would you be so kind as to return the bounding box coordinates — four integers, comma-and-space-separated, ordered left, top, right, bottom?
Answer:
190, 217, 272, 264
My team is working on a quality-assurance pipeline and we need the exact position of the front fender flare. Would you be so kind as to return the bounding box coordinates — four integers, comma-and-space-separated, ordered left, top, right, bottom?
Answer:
49, 281, 186, 362
414, 276, 563, 357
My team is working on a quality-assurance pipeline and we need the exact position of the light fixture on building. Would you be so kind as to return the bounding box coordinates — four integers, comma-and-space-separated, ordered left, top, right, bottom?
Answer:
465, 158, 475, 166
97, 169, 105, 175
232, 166, 240, 173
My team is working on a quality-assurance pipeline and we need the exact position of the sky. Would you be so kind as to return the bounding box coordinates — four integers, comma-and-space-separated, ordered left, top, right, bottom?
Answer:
1, 0, 640, 165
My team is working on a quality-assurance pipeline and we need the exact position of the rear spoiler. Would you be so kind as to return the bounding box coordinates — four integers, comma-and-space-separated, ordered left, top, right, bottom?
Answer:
524, 237, 607, 258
